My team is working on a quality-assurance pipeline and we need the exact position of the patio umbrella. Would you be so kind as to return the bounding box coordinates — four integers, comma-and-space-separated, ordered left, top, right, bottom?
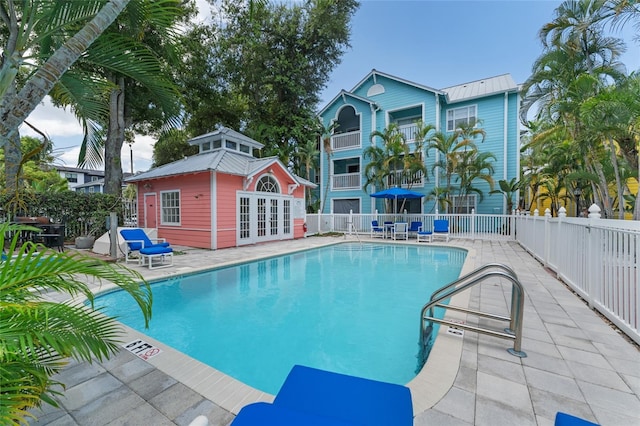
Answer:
370, 187, 425, 213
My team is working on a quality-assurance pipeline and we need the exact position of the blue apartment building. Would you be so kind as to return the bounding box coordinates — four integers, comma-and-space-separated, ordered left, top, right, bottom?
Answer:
317, 69, 520, 215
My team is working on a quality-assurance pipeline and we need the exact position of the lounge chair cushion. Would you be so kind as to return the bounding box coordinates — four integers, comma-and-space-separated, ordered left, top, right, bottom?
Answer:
274, 365, 412, 426
139, 246, 173, 255
232, 402, 353, 426
555, 412, 599, 426
120, 228, 170, 251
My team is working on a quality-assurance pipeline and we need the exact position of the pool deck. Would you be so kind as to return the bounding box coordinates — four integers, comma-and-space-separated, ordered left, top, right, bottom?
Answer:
28, 236, 640, 426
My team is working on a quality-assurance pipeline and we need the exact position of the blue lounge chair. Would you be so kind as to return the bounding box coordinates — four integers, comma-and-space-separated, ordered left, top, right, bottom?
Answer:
408, 221, 422, 238
120, 228, 173, 269
555, 412, 599, 425
232, 365, 413, 426
371, 220, 384, 238
417, 228, 433, 243
433, 219, 450, 242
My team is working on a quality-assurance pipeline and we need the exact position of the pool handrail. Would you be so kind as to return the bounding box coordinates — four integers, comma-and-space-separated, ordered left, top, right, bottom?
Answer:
419, 263, 526, 362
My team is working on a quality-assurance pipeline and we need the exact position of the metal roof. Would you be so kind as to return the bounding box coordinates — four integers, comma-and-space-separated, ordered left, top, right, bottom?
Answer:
441, 74, 518, 103
125, 149, 315, 187
188, 126, 264, 149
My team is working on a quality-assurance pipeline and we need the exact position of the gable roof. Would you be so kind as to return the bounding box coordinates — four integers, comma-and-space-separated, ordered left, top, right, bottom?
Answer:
125, 150, 315, 187
318, 89, 378, 116
319, 70, 519, 115
351, 69, 443, 96
441, 74, 518, 103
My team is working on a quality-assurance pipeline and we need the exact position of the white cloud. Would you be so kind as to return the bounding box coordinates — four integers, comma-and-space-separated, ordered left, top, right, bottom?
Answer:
20, 97, 83, 138
122, 134, 156, 173
23, 97, 156, 172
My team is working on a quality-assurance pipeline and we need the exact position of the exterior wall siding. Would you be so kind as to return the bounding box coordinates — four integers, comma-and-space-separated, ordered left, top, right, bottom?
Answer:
216, 173, 243, 249
319, 71, 520, 216
140, 173, 213, 249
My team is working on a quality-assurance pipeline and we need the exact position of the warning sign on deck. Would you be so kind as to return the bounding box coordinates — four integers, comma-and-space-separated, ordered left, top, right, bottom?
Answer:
123, 339, 162, 360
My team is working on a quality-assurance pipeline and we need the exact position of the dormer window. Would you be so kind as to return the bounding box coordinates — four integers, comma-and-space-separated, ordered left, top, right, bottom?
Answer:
202, 142, 211, 151
240, 144, 250, 154
226, 140, 237, 150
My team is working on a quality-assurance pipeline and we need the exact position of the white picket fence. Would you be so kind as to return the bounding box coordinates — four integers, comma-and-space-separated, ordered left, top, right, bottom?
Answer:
305, 211, 515, 241
306, 207, 640, 344
516, 207, 639, 345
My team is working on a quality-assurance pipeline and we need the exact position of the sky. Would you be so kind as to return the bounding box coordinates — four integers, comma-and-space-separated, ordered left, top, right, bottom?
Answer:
21, 0, 640, 174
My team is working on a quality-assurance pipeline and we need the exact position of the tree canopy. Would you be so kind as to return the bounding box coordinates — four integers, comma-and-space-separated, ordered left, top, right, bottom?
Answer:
172, 0, 359, 171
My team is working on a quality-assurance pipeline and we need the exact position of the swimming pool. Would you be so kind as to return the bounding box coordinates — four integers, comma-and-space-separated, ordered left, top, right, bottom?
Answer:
94, 243, 466, 394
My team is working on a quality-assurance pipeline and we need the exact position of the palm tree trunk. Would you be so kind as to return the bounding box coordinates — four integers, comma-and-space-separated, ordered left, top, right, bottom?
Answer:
593, 161, 614, 218
104, 76, 125, 195
0, 0, 130, 144
634, 151, 640, 220
607, 137, 625, 219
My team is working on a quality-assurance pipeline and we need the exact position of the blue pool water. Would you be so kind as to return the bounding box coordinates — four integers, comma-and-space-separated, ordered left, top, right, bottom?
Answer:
94, 243, 466, 394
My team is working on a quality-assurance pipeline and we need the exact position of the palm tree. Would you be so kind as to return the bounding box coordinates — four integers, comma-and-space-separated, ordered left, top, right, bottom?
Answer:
540, 0, 616, 72
426, 121, 484, 212
319, 121, 338, 213
0, 0, 132, 191
76, 1, 186, 194
490, 178, 521, 214
0, 222, 152, 424
0, 0, 264, 192
580, 73, 640, 218
365, 123, 428, 212
294, 138, 320, 211
455, 150, 496, 213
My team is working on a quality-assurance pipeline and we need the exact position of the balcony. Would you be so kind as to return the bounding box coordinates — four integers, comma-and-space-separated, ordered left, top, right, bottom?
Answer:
397, 124, 419, 142
331, 131, 361, 151
387, 170, 424, 188
332, 173, 360, 190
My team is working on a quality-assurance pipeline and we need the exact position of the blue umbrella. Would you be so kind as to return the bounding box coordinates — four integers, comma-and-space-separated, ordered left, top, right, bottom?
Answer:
370, 187, 425, 213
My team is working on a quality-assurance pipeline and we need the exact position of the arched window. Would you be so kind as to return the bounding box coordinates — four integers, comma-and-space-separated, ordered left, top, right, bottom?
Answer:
336, 106, 359, 134
256, 175, 279, 193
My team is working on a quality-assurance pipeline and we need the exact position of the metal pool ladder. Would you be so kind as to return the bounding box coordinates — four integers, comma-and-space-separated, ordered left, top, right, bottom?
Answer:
418, 263, 527, 367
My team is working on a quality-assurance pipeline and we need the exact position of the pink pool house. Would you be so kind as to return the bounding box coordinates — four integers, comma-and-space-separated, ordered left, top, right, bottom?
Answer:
126, 127, 315, 250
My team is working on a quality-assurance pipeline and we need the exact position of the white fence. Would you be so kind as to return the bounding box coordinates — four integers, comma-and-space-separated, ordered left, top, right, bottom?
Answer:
305, 212, 515, 241
516, 210, 639, 345
305, 209, 640, 344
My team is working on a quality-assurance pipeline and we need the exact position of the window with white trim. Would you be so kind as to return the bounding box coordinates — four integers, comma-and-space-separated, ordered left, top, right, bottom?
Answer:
161, 190, 180, 225
257, 175, 280, 193
446, 105, 477, 131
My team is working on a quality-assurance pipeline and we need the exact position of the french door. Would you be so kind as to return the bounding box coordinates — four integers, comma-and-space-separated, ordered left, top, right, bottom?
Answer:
237, 192, 292, 245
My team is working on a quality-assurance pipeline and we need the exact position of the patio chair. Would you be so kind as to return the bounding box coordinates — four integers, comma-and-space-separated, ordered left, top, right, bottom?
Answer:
119, 228, 173, 269
408, 221, 422, 238
554, 412, 599, 425
370, 220, 384, 238
232, 365, 412, 426
433, 219, 450, 242
416, 228, 433, 243
391, 222, 408, 240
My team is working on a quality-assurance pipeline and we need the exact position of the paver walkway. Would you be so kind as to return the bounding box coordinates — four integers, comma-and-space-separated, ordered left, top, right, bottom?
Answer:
27, 237, 640, 425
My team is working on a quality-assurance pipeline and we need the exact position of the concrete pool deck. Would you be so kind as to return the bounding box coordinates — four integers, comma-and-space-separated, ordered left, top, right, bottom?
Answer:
28, 237, 640, 425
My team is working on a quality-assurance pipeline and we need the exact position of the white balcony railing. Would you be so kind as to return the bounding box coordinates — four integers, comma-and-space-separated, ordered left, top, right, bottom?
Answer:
387, 170, 424, 187
331, 131, 361, 151
398, 124, 419, 142
332, 173, 360, 190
